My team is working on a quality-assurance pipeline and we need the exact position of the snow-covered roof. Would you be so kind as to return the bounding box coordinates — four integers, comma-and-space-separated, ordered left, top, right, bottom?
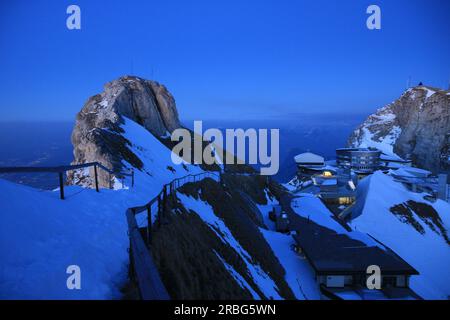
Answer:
392, 167, 431, 178
294, 152, 324, 164
321, 179, 337, 186
348, 171, 450, 299
380, 153, 407, 162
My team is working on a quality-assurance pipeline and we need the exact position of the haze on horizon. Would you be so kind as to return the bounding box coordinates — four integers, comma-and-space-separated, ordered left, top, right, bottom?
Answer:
0, 0, 449, 122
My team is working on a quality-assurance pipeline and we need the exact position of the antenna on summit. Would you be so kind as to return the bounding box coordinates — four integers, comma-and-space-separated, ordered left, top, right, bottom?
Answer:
407, 76, 411, 89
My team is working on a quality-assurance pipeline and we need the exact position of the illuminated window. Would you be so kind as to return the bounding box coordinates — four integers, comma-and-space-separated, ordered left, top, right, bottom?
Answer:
323, 171, 333, 177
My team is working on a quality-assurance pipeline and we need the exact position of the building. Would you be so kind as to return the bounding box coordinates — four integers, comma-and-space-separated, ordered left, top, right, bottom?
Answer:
294, 152, 325, 167
311, 170, 357, 205
294, 152, 329, 178
379, 153, 412, 170
391, 167, 432, 179
291, 219, 420, 300
390, 167, 450, 201
336, 148, 381, 174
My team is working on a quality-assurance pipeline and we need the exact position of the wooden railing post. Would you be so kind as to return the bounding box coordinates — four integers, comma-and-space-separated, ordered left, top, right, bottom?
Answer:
163, 185, 167, 217
147, 205, 152, 245
94, 164, 99, 192
131, 168, 134, 188
157, 194, 162, 227
58, 172, 64, 200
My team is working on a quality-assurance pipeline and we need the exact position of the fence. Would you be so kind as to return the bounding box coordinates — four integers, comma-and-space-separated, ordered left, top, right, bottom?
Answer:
0, 162, 134, 199
0, 161, 221, 300
126, 171, 220, 300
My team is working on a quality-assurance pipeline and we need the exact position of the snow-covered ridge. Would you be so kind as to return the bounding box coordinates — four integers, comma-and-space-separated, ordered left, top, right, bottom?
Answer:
0, 117, 202, 299
348, 86, 450, 172
349, 172, 450, 299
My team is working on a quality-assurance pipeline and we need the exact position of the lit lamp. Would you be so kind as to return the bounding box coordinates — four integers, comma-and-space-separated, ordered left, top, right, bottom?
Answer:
323, 171, 333, 177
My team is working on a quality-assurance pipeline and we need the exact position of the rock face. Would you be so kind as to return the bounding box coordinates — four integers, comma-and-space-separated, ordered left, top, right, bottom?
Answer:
68, 76, 181, 188
348, 86, 450, 173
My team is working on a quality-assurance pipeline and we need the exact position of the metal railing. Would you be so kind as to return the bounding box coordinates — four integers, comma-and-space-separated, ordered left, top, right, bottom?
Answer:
126, 171, 220, 300
0, 162, 134, 199
0, 162, 220, 299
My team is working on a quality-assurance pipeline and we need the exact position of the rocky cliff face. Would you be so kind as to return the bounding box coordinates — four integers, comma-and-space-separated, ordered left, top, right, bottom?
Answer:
68, 76, 181, 188
348, 86, 450, 173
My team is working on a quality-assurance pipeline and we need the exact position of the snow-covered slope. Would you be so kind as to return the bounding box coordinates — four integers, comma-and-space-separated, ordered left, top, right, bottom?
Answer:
349, 110, 401, 157
0, 179, 130, 299
349, 171, 450, 299
260, 229, 321, 300
1, 114, 319, 300
348, 86, 450, 172
177, 193, 283, 299
0, 117, 202, 299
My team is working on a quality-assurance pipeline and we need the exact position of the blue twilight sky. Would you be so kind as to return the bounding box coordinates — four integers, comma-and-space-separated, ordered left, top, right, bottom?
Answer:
0, 0, 449, 122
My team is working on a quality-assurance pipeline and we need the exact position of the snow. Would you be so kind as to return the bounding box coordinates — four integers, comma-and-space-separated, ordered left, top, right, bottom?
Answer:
294, 152, 324, 164
98, 99, 108, 108
351, 104, 403, 159
177, 193, 283, 299
321, 179, 337, 186
358, 126, 402, 158
112, 177, 128, 190
257, 190, 277, 231
0, 117, 204, 299
421, 87, 436, 99
392, 167, 431, 178
120, 117, 203, 187
291, 194, 386, 250
213, 251, 260, 299
291, 194, 347, 233
349, 171, 450, 300
0, 179, 130, 299
380, 153, 405, 162
260, 229, 321, 300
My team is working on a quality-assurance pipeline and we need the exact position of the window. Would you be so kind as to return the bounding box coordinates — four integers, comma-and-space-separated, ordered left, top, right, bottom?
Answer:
382, 276, 397, 288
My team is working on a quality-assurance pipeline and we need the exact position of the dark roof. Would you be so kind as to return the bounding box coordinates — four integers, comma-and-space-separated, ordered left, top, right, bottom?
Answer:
292, 218, 419, 276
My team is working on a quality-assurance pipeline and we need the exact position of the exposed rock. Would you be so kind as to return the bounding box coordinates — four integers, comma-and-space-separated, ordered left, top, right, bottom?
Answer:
68, 76, 181, 188
348, 86, 450, 173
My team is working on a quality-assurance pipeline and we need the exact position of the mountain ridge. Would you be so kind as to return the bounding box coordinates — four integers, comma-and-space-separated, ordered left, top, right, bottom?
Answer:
348, 85, 450, 173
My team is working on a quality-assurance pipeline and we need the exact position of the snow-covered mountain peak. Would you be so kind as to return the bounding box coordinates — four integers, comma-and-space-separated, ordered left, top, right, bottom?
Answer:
348, 86, 450, 172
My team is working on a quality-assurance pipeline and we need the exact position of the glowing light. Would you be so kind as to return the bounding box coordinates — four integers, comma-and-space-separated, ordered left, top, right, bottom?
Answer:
323, 171, 333, 177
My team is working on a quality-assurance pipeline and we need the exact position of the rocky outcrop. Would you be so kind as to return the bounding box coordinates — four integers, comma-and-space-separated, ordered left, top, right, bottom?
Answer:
68, 76, 181, 188
348, 86, 450, 173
